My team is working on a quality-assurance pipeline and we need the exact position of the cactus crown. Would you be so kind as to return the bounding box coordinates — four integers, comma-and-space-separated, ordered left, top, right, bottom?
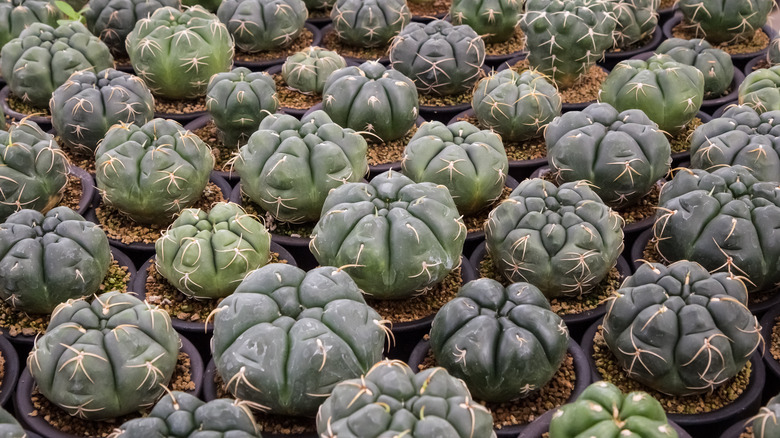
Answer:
0, 0, 60, 49
217, 0, 307, 53
770, 35, 780, 65
739, 65, 780, 113
655, 38, 734, 98
611, 0, 659, 49
450, 0, 522, 44
281, 46, 347, 95
753, 394, 780, 438
330, 0, 411, 48
678, 0, 773, 44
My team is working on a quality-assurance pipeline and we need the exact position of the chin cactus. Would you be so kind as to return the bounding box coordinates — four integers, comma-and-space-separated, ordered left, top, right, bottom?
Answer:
739, 65, 780, 113
0, 406, 26, 437
545, 102, 671, 207
95, 119, 214, 225
29, 291, 179, 421
0, 0, 59, 50
330, 0, 411, 48
450, 0, 522, 44
770, 36, 780, 65
281, 47, 347, 95
678, 0, 773, 44
485, 178, 623, 298
611, 0, 659, 49
656, 38, 734, 99
217, 0, 307, 53
84, 0, 182, 57
753, 394, 780, 438
211, 264, 386, 417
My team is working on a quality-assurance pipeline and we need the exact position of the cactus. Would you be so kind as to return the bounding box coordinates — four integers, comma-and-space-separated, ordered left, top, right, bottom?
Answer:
485, 178, 623, 298
599, 55, 704, 134
95, 118, 214, 225
330, 0, 411, 48
472, 69, 562, 143
211, 264, 386, 417
389, 20, 485, 96
549, 381, 678, 438
217, 0, 306, 53
753, 394, 780, 438
281, 47, 347, 95
678, 0, 773, 44
655, 38, 734, 99
50, 68, 155, 155
739, 65, 780, 113
430, 279, 569, 402
545, 102, 671, 207
322, 61, 419, 143
770, 36, 780, 65
181, 0, 220, 12
235, 111, 368, 224
29, 291, 179, 420
84, 0, 181, 57
0, 406, 26, 437
520, 0, 617, 89
450, 0, 522, 44
310, 171, 466, 299
0, 21, 113, 108
401, 120, 508, 215
0, 0, 59, 50
316, 359, 496, 438
611, 0, 659, 49
304, 0, 333, 11
603, 261, 760, 395
126, 6, 233, 99
205, 67, 279, 148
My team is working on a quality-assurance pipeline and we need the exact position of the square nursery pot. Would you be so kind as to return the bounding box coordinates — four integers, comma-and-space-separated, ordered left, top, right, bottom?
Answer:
0, 336, 18, 408
233, 23, 323, 71
0, 86, 51, 131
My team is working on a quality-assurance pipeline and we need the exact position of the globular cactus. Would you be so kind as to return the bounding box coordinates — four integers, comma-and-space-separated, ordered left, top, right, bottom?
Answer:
0, 22, 113, 108
611, 0, 659, 49
304, 0, 333, 11
235, 111, 368, 224
655, 38, 734, 99
317, 359, 497, 438
310, 171, 466, 299
205, 67, 279, 148
281, 47, 347, 95
50, 68, 155, 155
753, 394, 780, 438
678, 0, 773, 44
0, 207, 111, 314
322, 61, 419, 143
545, 102, 671, 207
549, 381, 678, 438
401, 120, 508, 215
430, 279, 569, 402
472, 69, 561, 143
330, 0, 411, 48
0, 406, 26, 437
603, 261, 760, 395
29, 291, 179, 420
599, 55, 704, 134
389, 20, 485, 96
217, 0, 306, 53
770, 36, 780, 65
211, 264, 386, 416
0, 0, 59, 50
485, 178, 624, 298
126, 6, 233, 99
95, 118, 214, 225
520, 0, 617, 88
739, 65, 780, 113
450, 0, 522, 44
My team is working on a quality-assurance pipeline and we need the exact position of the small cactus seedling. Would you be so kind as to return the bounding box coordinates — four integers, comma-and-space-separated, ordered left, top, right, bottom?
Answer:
0, 0, 59, 50
330, 0, 411, 48
610, 0, 659, 50
739, 65, 780, 113
678, 0, 773, 44
0, 406, 27, 437
450, 0, 522, 44
752, 394, 780, 438
770, 36, 780, 65
217, 0, 307, 53
656, 38, 734, 99
281, 47, 347, 95
83, 0, 181, 57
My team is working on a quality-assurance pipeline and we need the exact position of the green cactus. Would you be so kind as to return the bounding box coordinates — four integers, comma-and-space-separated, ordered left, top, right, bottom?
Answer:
545, 102, 671, 207
303, 0, 333, 11
0, 0, 59, 50
678, 0, 773, 44
95, 118, 214, 225
181, 0, 220, 12
50, 68, 155, 155
29, 291, 179, 420
205, 67, 279, 148
739, 65, 780, 113
472, 69, 562, 143
0, 21, 113, 108
520, 0, 617, 89
599, 55, 704, 135
126, 6, 233, 99
235, 111, 368, 224
322, 61, 419, 143
770, 36, 780, 65
0, 106, 5, 131
611, 0, 659, 49
752, 394, 780, 438
217, 0, 306, 53
401, 120, 508, 215
485, 178, 624, 298
211, 264, 386, 417
316, 359, 497, 438
83, 0, 181, 57
330, 0, 411, 48
282, 47, 347, 95
549, 381, 678, 438
0, 406, 27, 438
310, 171, 466, 299
655, 38, 734, 99
450, 0, 522, 44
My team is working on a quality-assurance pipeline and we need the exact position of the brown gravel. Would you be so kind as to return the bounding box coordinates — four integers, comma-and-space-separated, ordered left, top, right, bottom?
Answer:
367, 125, 417, 165
484, 27, 526, 57
59, 174, 84, 212
59, 141, 96, 173
659, 0, 675, 9
609, 32, 654, 54
308, 8, 330, 18
7, 93, 50, 116
771, 317, 780, 362
192, 120, 241, 173
672, 23, 770, 55
510, 59, 607, 103
112, 55, 131, 69
456, 115, 547, 161
740, 426, 754, 438
240, 191, 315, 238
420, 83, 477, 108
322, 29, 389, 61
408, 0, 450, 17
464, 186, 512, 233
273, 73, 322, 110
155, 96, 207, 115
669, 117, 703, 154
234, 29, 315, 62
751, 59, 770, 72
0, 351, 5, 391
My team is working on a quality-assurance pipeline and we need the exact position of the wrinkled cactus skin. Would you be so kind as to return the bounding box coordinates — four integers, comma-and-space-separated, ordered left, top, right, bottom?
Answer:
656, 38, 733, 99
753, 394, 780, 438
545, 102, 671, 207
95, 118, 214, 225
485, 178, 623, 298
84, 0, 181, 57
770, 36, 780, 65
282, 47, 346, 95
739, 65, 780, 113
310, 171, 466, 299
678, 0, 773, 44
316, 359, 497, 438
50, 68, 155, 155
29, 291, 179, 421
0, 406, 26, 438
549, 381, 678, 438
611, 0, 659, 49
603, 261, 760, 396
331, 0, 411, 48
217, 0, 306, 53
0, 0, 59, 50
212, 264, 386, 417
450, 0, 522, 44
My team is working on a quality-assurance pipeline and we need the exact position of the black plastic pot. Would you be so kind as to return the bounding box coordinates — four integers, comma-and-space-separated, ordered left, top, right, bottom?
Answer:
306, 10, 332, 28
320, 25, 391, 65
234, 23, 323, 71
0, 336, 18, 408
719, 419, 752, 438
657, 2, 679, 22
760, 303, 780, 401
0, 86, 51, 130
68, 165, 95, 217
462, 175, 519, 257
743, 54, 769, 78
183, 115, 240, 183
600, 25, 664, 70
519, 406, 692, 438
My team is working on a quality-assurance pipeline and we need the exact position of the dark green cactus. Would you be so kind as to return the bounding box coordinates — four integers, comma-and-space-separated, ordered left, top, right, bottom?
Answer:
181, 0, 220, 12
50, 68, 155, 155
545, 102, 671, 207
678, 0, 773, 44
611, 0, 659, 49
303, 0, 333, 11
235, 110, 368, 224
450, 0, 522, 44
29, 291, 179, 420
281, 47, 347, 95
753, 393, 780, 438
401, 120, 508, 215
205, 67, 279, 148
310, 171, 466, 299
549, 381, 678, 438
0, 0, 59, 50
322, 61, 419, 143
603, 261, 760, 395
770, 36, 780, 65
485, 178, 624, 298
211, 264, 386, 417
217, 0, 306, 53
0, 21, 113, 108
95, 118, 214, 225
0, 406, 27, 438
330, 0, 411, 48
655, 38, 734, 99
739, 65, 780, 113
84, 0, 181, 57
